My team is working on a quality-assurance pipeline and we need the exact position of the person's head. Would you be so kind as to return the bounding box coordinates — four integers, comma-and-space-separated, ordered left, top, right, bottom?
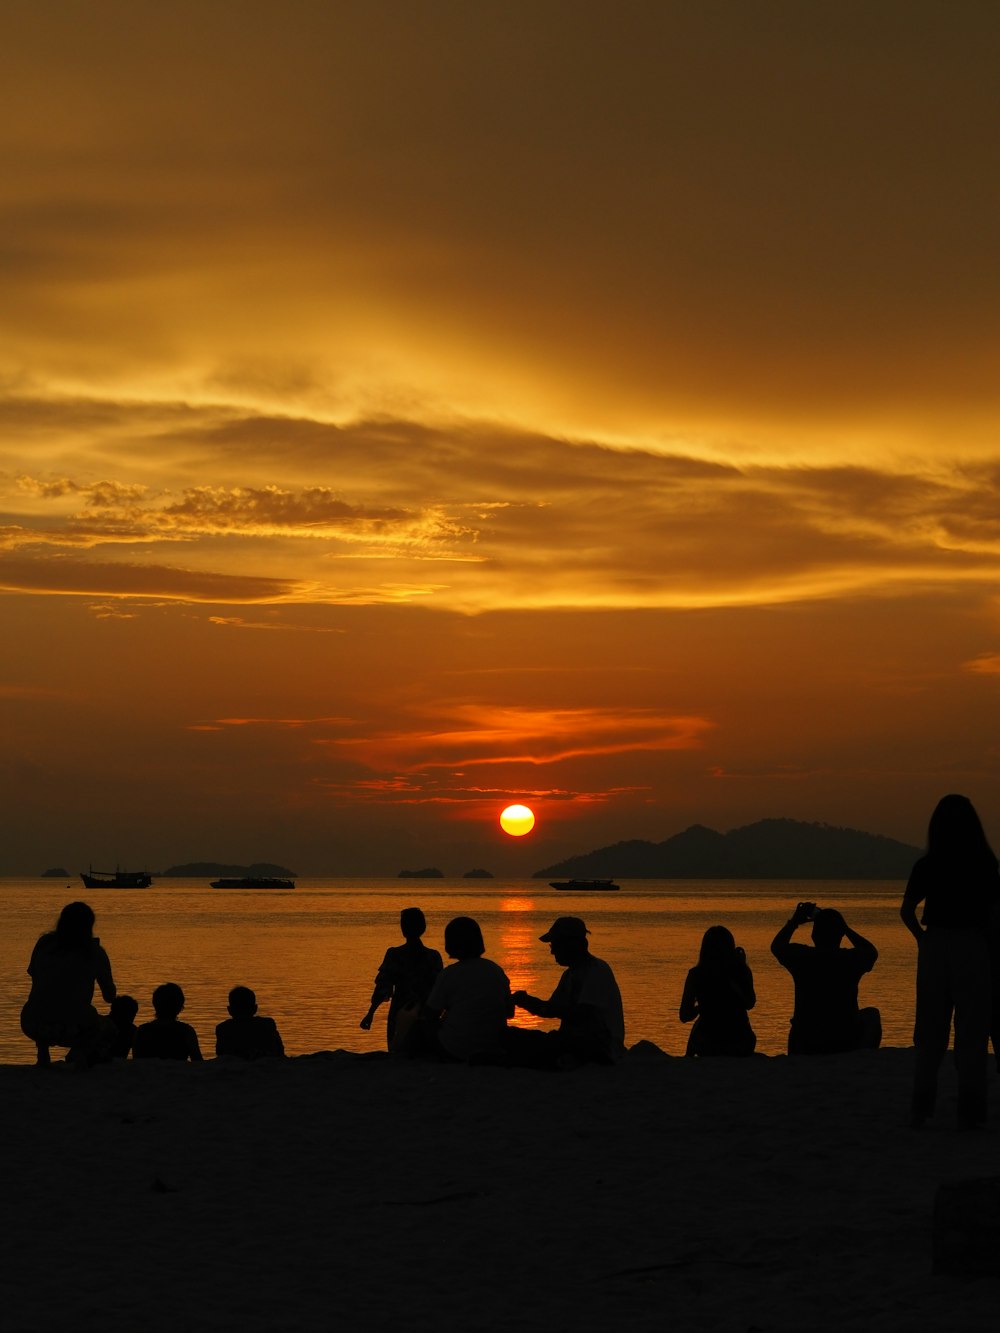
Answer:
927, 793, 997, 865
443, 915, 485, 960
227, 986, 257, 1018
540, 916, 590, 966
109, 994, 139, 1024
699, 925, 736, 967
400, 907, 427, 940
811, 908, 847, 950
54, 901, 95, 948
151, 982, 185, 1019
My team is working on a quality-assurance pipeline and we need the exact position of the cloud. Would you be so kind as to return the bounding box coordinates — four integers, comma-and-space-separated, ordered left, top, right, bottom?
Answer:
2, 2, 1000, 450
315, 772, 649, 811
0, 555, 298, 602
4, 400, 1000, 613
206, 614, 345, 634
964, 654, 1000, 677
321, 704, 714, 772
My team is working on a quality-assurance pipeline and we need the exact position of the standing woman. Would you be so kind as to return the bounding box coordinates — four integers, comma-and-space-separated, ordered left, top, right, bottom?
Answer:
679, 925, 757, 1057
20, 902, 117, 1066
901, 795, 1000, 1128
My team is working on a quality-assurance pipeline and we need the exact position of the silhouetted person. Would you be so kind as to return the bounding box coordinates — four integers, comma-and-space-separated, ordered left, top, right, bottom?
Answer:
901, 794, 1000, 1128
509, 916, 626, 1067
422, 916, 513, 1062
771, 902, 880, 1055
360, 907, 443, 1050
20, 901, 117, 1066
133, 983, 203, 1061
108, 994, 139, 1059
680, 925, 757, 1057
216, 986, 285, 1058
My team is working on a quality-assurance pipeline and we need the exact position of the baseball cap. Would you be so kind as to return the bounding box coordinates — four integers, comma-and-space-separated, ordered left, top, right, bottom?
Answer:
539, 916, 589, 942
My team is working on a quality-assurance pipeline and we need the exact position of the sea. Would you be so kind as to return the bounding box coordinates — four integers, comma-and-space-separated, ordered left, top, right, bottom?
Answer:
0, 877, 919, 1064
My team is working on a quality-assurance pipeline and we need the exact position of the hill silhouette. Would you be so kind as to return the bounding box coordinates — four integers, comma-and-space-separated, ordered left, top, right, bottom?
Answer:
535, 818, 921, 880
162, 861, 298, 878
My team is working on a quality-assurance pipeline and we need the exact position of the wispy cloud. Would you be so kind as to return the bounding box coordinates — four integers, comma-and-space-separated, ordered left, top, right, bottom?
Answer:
0, 555, 297, 602
320, 704, 714, 772
5, 401, 1000, 614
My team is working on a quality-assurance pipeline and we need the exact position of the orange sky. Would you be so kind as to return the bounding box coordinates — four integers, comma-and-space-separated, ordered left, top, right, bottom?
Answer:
2, 2, 999, 873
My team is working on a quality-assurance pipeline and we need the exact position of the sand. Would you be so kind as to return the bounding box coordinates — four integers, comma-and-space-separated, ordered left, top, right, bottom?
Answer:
1, 1046, 997, 1332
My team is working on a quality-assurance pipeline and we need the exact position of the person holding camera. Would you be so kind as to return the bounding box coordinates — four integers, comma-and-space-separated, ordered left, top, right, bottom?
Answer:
770, 902, 880, 1055
679, 925, 757, 1056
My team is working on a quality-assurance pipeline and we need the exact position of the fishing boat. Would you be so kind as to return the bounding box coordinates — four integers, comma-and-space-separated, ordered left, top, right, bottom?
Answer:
550, 878, 620, 892
210, 876, 295, 890
80, 868, 153, 889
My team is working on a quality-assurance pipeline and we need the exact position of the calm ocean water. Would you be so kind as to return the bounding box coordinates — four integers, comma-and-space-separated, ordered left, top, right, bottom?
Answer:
0, 877, 918, 1064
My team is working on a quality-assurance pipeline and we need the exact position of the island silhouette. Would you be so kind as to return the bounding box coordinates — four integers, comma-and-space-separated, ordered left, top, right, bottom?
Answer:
534, 818, 922, 880
161, 861, 298, 878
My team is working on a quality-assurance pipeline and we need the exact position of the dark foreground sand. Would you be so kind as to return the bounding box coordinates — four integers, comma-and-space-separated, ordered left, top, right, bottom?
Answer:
1, 1046, 997, 1332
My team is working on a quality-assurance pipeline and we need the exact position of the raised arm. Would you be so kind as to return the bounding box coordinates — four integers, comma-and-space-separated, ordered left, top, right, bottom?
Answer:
771, 903, 813, 960
843, 923, 878, 971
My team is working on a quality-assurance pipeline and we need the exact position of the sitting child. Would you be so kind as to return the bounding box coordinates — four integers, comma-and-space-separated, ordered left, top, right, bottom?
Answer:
133, 983, 203, 1061
108, 994, 139, 1058
215, 986, 285, 1059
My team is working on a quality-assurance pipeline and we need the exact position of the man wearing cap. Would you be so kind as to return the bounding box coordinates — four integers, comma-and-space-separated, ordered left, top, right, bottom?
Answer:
508, 916, 625, 1066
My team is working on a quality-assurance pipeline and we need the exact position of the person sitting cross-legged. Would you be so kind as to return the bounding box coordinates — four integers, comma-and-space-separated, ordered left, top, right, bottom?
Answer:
507, 916, 625, 1068
771, 902, 880, 1055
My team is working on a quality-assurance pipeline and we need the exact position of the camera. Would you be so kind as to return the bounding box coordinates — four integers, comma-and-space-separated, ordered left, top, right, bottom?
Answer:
797, 901, 818, 920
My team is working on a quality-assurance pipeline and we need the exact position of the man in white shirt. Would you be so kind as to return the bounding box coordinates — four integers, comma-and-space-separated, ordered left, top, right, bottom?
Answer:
509, 916, 625, 1066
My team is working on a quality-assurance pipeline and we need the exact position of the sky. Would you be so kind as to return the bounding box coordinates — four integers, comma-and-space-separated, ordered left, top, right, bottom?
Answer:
2, 1, 999, 875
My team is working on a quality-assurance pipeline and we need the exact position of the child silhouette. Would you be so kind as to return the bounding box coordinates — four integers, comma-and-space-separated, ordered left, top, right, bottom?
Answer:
133, 983, 203, 1061
216, 986, 285, 1058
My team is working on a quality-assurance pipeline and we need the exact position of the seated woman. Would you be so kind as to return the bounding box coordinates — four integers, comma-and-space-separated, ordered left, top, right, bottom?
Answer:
422, 916, 514, 1062
20, 902, 118, 1066
679, 925, 757, 1057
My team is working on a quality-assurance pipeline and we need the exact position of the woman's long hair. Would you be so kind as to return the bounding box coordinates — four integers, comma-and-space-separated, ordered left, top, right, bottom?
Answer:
47, 901, 96, 952
698, 924, 737, 969
926, 794, 998, 869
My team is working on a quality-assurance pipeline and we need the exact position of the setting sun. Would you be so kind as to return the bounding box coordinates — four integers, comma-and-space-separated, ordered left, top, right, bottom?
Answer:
500, 804, 536, 837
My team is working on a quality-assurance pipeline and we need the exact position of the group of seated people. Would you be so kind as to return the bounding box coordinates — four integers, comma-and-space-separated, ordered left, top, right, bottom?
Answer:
19, 904, 286, 1064
21, 897, 881, 1067
362, 900, 881, 1064
362, 908, 626, 1068
680, 900, 881, 1057
107, 983, 285, 1062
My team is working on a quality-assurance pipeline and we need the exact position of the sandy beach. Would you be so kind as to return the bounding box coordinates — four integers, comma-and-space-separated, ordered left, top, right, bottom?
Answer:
2, 1046, 998, 1332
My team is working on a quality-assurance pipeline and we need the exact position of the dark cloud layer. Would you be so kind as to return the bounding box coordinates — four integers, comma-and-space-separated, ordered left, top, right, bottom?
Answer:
1, 3, 999, 430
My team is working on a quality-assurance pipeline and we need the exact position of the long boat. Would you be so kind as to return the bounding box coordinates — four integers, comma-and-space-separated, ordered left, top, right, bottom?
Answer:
210, 876, 295, 889
80, 868, 153, 889
550, 878, 620, 892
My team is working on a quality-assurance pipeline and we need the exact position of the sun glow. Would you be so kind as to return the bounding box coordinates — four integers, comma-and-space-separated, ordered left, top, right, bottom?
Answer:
499, 803, 535, 837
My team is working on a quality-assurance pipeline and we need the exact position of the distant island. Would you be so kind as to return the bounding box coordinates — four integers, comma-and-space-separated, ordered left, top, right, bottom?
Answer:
534, 818, 923, 880
463, 868, 494, 878
41, 867, 70, 878
161, 861, 298, 878
398, 867, 444, 878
